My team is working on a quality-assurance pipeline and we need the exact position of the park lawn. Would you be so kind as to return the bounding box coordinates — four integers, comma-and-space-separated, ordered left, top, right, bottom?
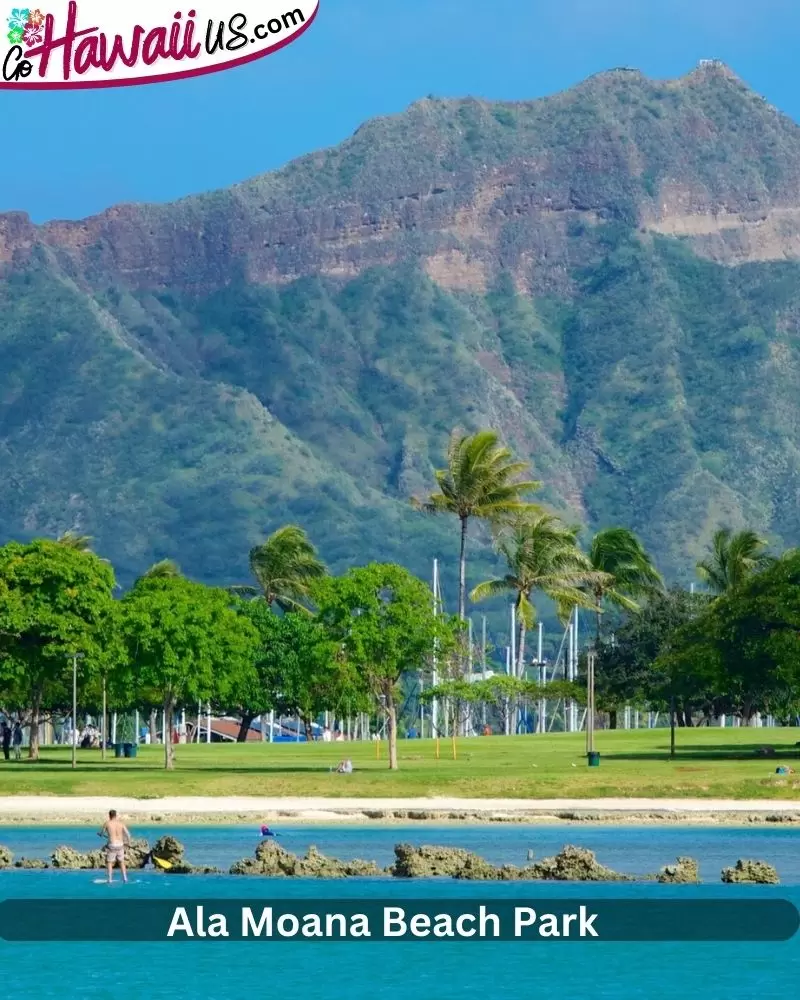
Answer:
0, 728, 798, 799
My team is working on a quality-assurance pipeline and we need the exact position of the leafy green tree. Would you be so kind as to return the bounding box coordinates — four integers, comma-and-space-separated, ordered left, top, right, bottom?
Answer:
412, 428, 541, 624
235, 525, 327, 611
696, 527, 771, 595
271, 613, 366, 739
665, 550, 800, 724
596, 588, 711, 726
586, 527, 662, 641
223, 601, 363, 741
0, 539, 117, 759
471, 513, 599, 674
120, 575, 258, 768
315, 563, 457, 769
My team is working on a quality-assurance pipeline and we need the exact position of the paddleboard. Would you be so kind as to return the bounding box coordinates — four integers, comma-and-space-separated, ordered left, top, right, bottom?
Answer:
92, 878, 141, 884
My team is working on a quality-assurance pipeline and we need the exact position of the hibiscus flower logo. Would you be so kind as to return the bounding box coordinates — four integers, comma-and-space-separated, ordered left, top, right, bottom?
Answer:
6, 8, 46, 47
6, 7, 30, 31
22, 20, 40, 45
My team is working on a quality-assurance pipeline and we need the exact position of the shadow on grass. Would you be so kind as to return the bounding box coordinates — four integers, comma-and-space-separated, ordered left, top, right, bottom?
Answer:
603, 746, 800, 762
10, 762, 376, 774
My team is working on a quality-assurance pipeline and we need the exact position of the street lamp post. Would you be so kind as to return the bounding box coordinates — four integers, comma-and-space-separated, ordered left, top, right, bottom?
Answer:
586, 648, 596, 758
71, 652, 84, 770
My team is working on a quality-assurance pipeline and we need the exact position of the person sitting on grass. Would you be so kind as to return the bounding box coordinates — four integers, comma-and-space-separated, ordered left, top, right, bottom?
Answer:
333, 759, 353, 774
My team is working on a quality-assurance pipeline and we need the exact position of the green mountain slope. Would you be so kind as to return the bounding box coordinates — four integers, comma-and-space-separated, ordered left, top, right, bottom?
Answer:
2, 61, 800, 595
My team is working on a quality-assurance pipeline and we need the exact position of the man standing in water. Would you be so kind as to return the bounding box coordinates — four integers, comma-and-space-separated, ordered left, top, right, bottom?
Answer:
98, 809, 131, 884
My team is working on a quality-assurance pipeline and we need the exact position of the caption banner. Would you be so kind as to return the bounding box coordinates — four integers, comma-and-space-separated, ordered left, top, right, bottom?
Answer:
0, 899, 797, 942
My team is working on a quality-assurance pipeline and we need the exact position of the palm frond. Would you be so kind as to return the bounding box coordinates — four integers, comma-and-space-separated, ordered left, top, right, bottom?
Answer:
249, 524, 327, 607
696, 526, 770, 595
414, 428, 541, 521
57, 531, 94, 551
143, 559, 181, 579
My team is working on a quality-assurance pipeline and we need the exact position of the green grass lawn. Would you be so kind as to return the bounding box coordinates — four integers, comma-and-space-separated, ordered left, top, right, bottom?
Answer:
0, 728, 799, 799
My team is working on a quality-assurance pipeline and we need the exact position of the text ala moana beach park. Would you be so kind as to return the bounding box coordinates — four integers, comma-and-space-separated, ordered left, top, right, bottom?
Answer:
166, 904, 601, 940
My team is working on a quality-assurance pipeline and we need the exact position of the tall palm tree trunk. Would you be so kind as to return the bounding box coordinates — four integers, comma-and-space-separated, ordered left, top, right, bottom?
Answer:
458, 515, 469, 680
516, 605, 527, 736
594, 588, 603, 645
516, 600, 527, 677
458, 516, 468, 622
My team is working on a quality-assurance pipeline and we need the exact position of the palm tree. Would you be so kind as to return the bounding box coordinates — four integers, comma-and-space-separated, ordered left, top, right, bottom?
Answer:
142, 560, 182, 579
696, 527, 771, 595
236, 525, 327, 611
470, 513, 601, 675
586, 527, 663, 642
412, 428, 541, 623
57, 531, 93, 551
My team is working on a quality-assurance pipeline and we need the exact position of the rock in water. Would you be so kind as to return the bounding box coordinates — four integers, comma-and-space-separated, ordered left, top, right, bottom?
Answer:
229, 857, 263, 875
51, 839, 151, 870
229, 839, 301, 876
14, 858, 48, 869
657, 857, 700, 883
527, 845, 630, 882
252, 839, 300, 875
163, 862, 223, 875
390, 844, 482, 878
50, 846, 92, 869
152, 835, 185, 865
451, 854, 502, 880
231, 840, 381, 877
721, 859, 779, 884
0, 845, 13, 869
294, 845, 381, 878
125, 838, 151, 869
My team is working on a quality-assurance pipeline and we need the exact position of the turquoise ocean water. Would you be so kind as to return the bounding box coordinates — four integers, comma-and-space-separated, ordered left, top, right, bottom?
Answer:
0, 825, 797, 999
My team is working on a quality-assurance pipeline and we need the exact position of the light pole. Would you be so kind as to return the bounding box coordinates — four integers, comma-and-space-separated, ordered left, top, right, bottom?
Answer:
71, 652, 84, 770
586, 647, 597, 763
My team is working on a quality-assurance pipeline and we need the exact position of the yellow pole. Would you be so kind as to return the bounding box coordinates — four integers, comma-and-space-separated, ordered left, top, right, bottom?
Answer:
452, 734, 457, 760
376, 737, 380, 760
435, 738, 440, 760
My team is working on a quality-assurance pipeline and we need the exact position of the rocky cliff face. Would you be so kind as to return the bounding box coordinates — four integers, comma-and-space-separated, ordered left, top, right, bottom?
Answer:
1, 62, 800, 591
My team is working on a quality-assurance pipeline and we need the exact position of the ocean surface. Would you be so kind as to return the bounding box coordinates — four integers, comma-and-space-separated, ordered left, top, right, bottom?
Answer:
0, 824, 797, 998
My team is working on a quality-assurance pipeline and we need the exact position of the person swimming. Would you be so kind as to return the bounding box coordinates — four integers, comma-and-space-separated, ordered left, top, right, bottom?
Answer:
260, 825, 276, 837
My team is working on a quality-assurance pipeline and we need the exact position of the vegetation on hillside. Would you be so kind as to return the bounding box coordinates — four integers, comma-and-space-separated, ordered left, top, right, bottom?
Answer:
3, 65, 800, 605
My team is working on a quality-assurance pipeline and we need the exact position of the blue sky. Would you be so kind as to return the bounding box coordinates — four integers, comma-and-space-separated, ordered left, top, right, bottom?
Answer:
4, 0, 799, 222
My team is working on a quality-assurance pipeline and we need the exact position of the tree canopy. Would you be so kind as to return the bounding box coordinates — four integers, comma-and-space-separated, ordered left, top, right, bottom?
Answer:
315, 562, 457, 768
120, 575, 258, 768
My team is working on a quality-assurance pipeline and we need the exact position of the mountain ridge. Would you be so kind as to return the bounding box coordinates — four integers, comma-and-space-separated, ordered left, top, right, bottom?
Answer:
2, 62, 800, 603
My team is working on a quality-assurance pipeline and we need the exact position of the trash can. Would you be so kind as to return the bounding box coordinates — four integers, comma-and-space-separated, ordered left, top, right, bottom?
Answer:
114, 743, 125, 759
122, 743, 133, 758
588, 751, 600, 767
126, 743, 138, 759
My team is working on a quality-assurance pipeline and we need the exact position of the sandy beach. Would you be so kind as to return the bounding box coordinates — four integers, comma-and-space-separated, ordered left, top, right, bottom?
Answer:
1, 796, 799, 826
